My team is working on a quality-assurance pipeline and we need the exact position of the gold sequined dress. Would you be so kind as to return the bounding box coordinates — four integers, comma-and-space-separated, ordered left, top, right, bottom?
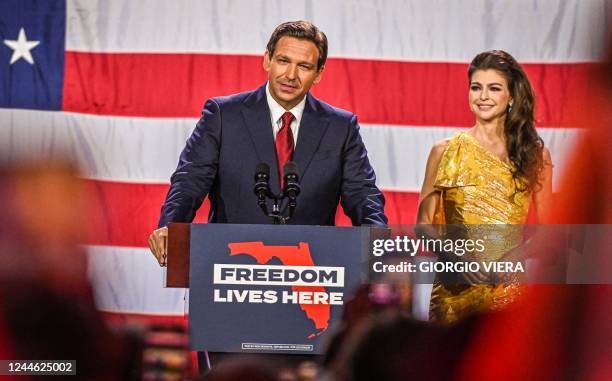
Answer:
429, 131, 530, 324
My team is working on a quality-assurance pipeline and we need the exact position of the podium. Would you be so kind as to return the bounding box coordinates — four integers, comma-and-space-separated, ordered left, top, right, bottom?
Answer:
165, 223, 385, 354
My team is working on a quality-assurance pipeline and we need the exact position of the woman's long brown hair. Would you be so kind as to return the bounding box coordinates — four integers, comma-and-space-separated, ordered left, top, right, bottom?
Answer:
468, 50, 544, 193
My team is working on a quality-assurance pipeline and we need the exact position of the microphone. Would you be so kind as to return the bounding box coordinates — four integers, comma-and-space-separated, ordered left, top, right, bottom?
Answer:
254, 163, 271, 215
282, 162, 300, 198
282, 162, 301, 218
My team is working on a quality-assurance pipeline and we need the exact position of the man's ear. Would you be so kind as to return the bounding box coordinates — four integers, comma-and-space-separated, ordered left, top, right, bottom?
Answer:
263, 51, 271, 72
313, 65, 325, 84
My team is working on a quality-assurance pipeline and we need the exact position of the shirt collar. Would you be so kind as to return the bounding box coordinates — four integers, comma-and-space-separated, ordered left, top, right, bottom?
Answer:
266, 82, 306, 125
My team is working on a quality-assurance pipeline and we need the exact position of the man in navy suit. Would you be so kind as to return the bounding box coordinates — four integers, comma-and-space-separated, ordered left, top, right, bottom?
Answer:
149, 20, 387, 264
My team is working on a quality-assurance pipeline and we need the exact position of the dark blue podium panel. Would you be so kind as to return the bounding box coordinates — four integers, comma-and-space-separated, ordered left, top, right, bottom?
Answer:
188, 224, 367, 354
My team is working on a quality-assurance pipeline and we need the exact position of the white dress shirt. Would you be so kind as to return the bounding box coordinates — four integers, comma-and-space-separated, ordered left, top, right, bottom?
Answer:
266, 82, 306, 147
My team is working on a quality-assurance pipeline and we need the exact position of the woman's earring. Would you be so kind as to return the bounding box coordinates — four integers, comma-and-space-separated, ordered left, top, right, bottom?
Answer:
508, 102, 513, 113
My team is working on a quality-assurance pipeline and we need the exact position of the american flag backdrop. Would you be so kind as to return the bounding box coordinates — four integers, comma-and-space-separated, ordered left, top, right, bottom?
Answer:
0, 0, 609, 323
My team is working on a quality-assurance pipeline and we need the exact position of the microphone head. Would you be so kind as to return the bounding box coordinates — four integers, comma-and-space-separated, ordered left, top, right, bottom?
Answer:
254, 163, 271, 199
283, 161, 299, 179
255, 162, 270, 180
282, 162, 300, 199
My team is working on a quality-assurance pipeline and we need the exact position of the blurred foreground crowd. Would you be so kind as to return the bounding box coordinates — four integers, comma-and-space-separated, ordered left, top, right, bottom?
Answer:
0, 160, 609, 381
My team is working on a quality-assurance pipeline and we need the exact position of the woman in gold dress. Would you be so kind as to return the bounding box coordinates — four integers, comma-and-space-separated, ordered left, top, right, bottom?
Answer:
417, 50, 553, 324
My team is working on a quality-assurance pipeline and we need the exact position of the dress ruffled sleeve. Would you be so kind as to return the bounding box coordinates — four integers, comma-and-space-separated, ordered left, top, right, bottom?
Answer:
434, 133, 485, 189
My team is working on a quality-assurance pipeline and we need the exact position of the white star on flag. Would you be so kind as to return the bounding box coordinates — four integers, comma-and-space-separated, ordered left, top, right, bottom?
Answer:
3, 28, 40, 65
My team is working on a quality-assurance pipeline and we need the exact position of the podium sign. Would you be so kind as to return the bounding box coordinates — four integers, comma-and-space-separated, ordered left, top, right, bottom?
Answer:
188, 224, 368, 354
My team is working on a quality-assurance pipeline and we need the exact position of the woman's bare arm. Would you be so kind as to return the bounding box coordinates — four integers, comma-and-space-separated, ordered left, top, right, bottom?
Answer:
416, 139, 448, 224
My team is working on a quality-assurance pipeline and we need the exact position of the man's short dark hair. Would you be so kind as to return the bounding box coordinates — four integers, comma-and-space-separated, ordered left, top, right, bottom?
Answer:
266, 21, 328, 70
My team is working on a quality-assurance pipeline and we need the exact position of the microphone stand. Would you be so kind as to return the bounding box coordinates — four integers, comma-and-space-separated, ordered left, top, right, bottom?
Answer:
270, 198, 285, 224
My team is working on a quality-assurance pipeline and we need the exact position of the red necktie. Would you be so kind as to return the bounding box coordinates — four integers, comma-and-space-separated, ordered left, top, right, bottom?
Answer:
276, 111, 295, 187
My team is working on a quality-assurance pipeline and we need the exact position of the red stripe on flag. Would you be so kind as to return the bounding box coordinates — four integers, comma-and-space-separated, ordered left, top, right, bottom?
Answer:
63, 52, 595, 127
83, 179, 418, 248
100, 310, 187, 327
63, 53, 265, 119
84, 180, 208, 247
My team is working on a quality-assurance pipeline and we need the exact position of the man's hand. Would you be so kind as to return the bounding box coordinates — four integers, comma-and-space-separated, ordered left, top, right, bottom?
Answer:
149, 227, 168, 267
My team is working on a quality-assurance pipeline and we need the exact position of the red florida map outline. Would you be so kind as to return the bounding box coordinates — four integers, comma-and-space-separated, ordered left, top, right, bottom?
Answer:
228, 241, 332, 338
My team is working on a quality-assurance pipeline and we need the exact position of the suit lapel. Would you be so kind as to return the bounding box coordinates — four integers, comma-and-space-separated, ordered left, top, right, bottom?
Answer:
241, 84, 281, 194
242, 87, 329, 194
293, 93, 330, 179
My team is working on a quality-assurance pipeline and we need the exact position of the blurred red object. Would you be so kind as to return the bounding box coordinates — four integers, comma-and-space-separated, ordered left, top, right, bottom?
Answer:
455, 28, 612, 381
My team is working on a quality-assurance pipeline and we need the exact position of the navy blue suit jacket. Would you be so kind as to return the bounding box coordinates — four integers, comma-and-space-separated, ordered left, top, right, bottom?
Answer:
158, 84, 387, 227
